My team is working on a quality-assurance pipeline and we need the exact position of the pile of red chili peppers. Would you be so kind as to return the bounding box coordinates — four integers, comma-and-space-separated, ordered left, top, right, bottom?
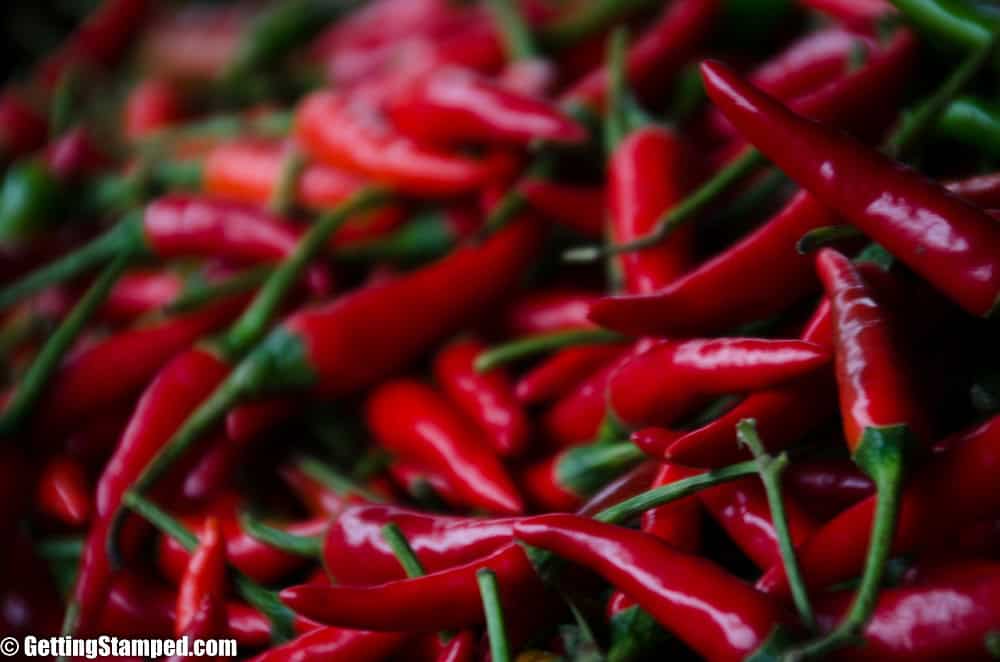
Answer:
5, 0, 1000, 660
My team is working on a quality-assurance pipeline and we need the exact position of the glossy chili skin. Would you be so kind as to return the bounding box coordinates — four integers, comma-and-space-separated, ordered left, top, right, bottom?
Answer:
610, 127, 694, 294
410, 629, 477, 662
699, 477, 818, 570
175, 517, 227, 639
815, 565, 1000, 661
159, 514, 327, 585
703, 60, 1000, 317
758, 413, 1000, 598
802, 0, 894, 30
387, 66, 584, 146
945, 172, 1000, 208
433, 338, 529, 456
515, 344, 625, 405
281, 543, 543, 631
504, 289, 599, 336
561, 0, 719, 108
124, 78, 184, 140
642, 462, 702, 553
785, 458, 875, 520
34, 296, 246, 436
519, 180, 604, 239
817, 249, 926, 449
249, 626, 410, 662
607, 337, 830, 429
296, 90, 511, 196
522, 453, 587, 512
366, 380, 523, 514
322, 504, 516, 585
36, 454, 91, 526
514, 514, 788, 662
100, 269, 184, 323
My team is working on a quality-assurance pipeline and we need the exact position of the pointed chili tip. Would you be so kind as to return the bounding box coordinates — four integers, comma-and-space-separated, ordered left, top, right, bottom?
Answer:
630, 427, 681, 457
278, 584, 311, 610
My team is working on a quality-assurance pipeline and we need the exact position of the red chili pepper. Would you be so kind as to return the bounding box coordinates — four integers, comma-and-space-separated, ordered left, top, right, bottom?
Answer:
801, 0, 895, 30
505, 289, 599, 336
433, 338, 529, 457
159, 514, 326, 586
278, 462, 362, 518
522, 441, 647, 512
96, 570, 177, 637
225, 398, 297, 446
366, 380, 523, 514
296, 90, 513, 196
515, 344, 625, 405
945, 172, 1000, 208
607, 337, 830, 429
759, 413, 1000, 599
45, 127, 109, 182
575, 459, 659, 517
815, 563, 1000, 660
514, 514, 788, 662
281, 542, 543, 631
124, 78, 185, 140
175, 517, 227, 640
518, 179, 605, 239
323, 504, 516, 585
100, 269, 185, 323
0, 93, 47, 163
386, 66, 584, 146
410, 629, 478, 662
387, 461, 461, 506
561, 0, 719, 109
36, 454, 91, 527
137, 4, 245, 82
699, 477, 818, 570
641, 462, 703, 553
610, 126, 695, 294
785, 457, 875, 520
248, 627, 410, 662
702, 59, 1000, 317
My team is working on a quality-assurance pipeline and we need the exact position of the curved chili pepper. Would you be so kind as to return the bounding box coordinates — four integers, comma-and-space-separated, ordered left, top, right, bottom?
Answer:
785, 457, 875, 520
159, 515, 326, 586
433, 338, 529, 457
702, 59, 1000, 317
607, 337, 830, 429
610, 126, 694, 294
641, 462, 703, 553
575, 459, 658, 517
944, 171, 1000, 208
100, 269, 185, 323
366, 380, 523, 514
514, 514, 788, 662
249, 626, 410, 662
409, 629, 478, 662
36, 454, 91, 527
281, 542, 543, 631
815, 563, 1000, 660
0, 93, 47, 163
296, 90, 512, 196
515, 344, 625, 405
518, 179, 604, 238
175, 516, 227, 640
124, 78, 185, 140
522, 442, 646, 512
505, 289, 599, 336
758, 412, 1000, 599
323, 504, 516, 585
561, 0, 719, 108
387, 66, 584, 146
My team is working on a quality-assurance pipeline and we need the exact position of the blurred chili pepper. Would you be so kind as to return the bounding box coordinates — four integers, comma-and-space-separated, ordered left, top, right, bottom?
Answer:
0, 93, 47, 163
367, 380, 523, 514
174, 517, 227, 644
249, 626, 410, 662
433, 338, 529, 457
640, 462, 703, 553
515, 344, 625, 405
945, 171, 1000, 208
800, 0, 895, 29
702, 59, 1000, 318
37, 454, 91, 527
514, 514, 788, 662
100, 269, 185, 323
505, 289, 599, 336
124, 78, 185, 140
523, 442, 646, 511
518, 179, 604, 238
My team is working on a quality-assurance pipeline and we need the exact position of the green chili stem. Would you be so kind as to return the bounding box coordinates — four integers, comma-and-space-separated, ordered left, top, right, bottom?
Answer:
737, 419, 816, 634
564, 148, 767, 262
986, 631, 1000, 658
796, 225, 864, 254
595, 460, 759, 524
889, 26, 998, 160
936, 97, 1000, 158
297, 455, 386, 503
0, 250, 131, 436
239, 511, 322, 558
782, 426, 907, 661
123, 492, 294, 642
0, 210, 144, 313
541, 0, 657, 51
562, 442, 646, 497
474, 329, 625, 372
36, 537, 84, 561
889, 0, 996, 57
604, 27, 630, 154
268, 149, 306, 216
217, 186, 390, 359
486, 0, 538, 61
166, 265, 272, 315
382, 522, 427, 578
478, 569, 513, 662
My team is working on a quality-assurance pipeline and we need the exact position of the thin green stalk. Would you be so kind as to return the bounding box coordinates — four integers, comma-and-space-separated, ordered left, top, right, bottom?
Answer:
0, 250, 131, 436
166, 265, 272, 314
564, 148, 767, 262
541, 0, 657, 51
486, 0, 538, 60
478, 569, 513, 662
36, 537, 84, 561
936, 97, 1000, 158
268, 149, 306, 216
604, 27, 630, 154
382, 522, 427, 578
796, 225, 863, 254
889, 0, 997, 59
474, 329, 625, 372
595, 460, 758, 524
0, 210, 144, 313
123, 492, 294, 642
297, 455, 386, 503
737, 419, 816, 633
239, 511, 323, 558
